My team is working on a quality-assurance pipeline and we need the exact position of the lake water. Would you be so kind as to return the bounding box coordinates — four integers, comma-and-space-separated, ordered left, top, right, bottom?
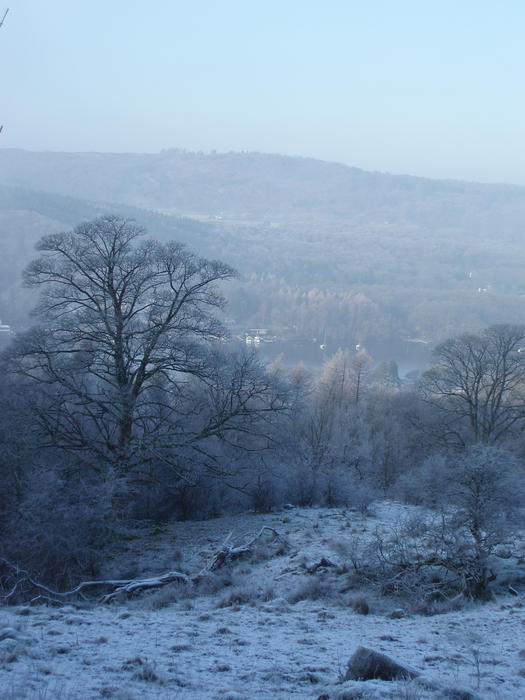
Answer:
251, 337, 433, 378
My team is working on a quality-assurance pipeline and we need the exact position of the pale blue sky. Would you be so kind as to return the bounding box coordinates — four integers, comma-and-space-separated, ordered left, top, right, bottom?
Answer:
2, 1, 525, 184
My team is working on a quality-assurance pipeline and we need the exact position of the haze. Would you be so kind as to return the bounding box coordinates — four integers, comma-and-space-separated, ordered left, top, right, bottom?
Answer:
2, 0, 525, 185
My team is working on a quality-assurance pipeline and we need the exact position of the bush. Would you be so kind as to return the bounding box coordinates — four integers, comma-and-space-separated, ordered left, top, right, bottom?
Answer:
390, 445, 525, 598
446, 445, 524, 551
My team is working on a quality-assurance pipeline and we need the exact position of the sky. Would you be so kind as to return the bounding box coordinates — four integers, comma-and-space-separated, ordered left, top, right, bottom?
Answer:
1, 0, 525, 185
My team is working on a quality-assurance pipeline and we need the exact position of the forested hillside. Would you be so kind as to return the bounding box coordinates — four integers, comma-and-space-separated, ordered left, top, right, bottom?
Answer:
0, 185, 227, 325
2, 148, 525, 229
2, 149, 525, 354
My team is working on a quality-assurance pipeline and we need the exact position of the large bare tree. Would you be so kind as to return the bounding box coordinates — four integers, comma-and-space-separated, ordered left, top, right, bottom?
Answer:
7, 216, 288, 483
419, 324, 525, 447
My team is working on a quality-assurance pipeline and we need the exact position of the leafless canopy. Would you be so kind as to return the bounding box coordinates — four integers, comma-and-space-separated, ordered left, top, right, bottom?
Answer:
419, 324, 525, 446
8, 216, 248, 475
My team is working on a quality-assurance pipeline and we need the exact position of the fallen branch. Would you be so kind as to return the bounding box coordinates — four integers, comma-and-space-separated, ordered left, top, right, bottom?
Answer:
1, 557, 189, 605
99, 571, 191, 604
1, 526, 288, 605
196, 526, 285, 577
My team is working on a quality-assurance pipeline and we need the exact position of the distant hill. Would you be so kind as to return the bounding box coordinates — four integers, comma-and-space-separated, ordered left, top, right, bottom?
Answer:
1, 148, 525, 235
1, 149, 525, 355
0, 185, 230, 326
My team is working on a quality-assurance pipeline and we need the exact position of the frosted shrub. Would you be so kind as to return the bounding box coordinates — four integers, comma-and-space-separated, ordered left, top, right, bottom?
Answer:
446, 445, 523, 552
372, 451, 523, 603
395, 453, 449, 507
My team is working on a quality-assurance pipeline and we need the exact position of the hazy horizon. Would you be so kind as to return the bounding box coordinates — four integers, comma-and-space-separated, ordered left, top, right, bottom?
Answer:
2, 1, 525, 187
3, 144, 525, 191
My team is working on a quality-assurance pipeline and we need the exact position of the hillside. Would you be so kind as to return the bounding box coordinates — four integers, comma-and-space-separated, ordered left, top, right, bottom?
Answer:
1, 149, 525, 359
1, 503, 524, 699
0, 185, 228, 326
2, 149, 525, 231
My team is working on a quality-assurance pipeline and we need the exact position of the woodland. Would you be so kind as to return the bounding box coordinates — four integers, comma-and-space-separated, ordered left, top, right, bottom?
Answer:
0, 153, 525, 700
0, 204, 524, 609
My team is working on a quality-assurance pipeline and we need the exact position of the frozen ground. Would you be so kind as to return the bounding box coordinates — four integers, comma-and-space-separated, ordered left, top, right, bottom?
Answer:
1, 503, 525, 699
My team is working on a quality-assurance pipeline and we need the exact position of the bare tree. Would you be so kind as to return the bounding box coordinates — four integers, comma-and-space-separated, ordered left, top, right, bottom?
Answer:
419, 324, 525, 447
6, 216, 289, 484
351, 348, 371, 404
316, 347, 371, 409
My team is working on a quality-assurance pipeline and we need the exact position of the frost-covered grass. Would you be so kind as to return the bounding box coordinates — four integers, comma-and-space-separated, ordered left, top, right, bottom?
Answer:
1, 503, 525, 699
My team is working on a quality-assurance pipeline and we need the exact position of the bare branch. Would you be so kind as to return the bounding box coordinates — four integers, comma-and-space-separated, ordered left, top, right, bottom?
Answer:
1, 527, 289, 605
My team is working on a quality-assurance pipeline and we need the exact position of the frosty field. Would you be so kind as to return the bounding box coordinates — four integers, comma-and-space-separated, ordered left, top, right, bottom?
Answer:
1, 504, 524, 699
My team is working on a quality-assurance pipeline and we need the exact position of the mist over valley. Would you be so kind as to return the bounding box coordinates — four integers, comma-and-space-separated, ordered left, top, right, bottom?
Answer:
2, 148, 525, 372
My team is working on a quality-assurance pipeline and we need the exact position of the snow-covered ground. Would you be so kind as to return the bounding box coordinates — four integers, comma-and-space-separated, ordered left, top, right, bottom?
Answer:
1, 503, 525, 699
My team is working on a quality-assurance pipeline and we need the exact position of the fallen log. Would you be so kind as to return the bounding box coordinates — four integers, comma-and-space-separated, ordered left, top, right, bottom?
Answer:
99, 571, 191, 604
